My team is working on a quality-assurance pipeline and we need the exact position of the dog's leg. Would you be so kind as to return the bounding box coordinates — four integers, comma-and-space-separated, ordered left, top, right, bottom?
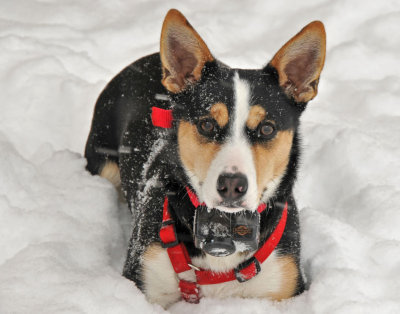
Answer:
122, 191, 165, 294
141, 243, 181, 308
266, 254, 302, 300
99, 161, 126, 201
99, 161, 121, 187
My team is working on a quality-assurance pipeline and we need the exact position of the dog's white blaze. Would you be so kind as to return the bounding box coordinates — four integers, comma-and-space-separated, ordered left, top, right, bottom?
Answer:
232, 73, 250, 140
201, 72, 258, 211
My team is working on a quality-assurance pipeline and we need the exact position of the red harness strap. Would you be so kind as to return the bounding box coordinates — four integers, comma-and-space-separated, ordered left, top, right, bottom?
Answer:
159, 189, 288, 303
159, 197, 200, 303
151, 107, 173, 128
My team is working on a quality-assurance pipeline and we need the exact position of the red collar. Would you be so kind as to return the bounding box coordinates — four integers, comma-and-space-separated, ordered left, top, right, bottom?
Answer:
159, 188, 288, 303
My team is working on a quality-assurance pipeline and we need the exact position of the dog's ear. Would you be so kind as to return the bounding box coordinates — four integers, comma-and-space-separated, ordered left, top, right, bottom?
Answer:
160, 9, 214, 93
269, 21, 326, 103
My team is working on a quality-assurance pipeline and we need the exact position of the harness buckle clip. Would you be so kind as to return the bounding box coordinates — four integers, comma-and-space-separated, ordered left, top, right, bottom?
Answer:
234, 256, 261, 283
188, 263, 200, 271
179, 280, 200, 303
160, 220, 179, 248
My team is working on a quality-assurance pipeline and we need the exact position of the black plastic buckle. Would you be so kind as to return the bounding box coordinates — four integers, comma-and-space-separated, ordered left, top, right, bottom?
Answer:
160, 220, 179, 248
234, 257, 261, 283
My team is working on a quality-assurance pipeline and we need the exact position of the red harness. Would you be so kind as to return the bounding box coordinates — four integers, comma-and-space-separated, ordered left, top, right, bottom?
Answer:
153, 106, 288, 303
159, 189, 288, 303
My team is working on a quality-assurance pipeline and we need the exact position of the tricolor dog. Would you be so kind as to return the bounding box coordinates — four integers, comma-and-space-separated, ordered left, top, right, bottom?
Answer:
85, 9, 326, 308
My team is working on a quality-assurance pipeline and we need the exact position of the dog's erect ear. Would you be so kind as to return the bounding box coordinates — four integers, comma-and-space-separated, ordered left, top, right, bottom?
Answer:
269, 21, 326, 103
160, 9, 214, 93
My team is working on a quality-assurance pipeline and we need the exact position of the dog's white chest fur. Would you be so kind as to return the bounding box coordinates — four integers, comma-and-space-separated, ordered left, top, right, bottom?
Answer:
142, 244, 297, 308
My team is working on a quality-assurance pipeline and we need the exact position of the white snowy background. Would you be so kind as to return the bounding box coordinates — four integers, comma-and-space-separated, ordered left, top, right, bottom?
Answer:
1, 0, 400, 313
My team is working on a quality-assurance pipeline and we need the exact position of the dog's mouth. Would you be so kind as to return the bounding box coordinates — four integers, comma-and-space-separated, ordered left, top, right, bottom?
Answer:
212, 198, 256, 214
194, 206, 260, 257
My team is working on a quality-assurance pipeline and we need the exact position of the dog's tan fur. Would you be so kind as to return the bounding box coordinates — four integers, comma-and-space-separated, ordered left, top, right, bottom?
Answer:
178, 121, 222, 182
246, 105, 267, 130
210, 102, 229, 127
100, 161, 121, 187
251, 130, 294, 200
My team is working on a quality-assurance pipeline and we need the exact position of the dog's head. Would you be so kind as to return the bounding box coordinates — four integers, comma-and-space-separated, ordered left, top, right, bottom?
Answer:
160, 9, 326, 213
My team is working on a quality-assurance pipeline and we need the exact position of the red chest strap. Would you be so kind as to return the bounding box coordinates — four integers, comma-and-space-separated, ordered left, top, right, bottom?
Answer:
159, 197, 200, 303
159, 191, 288, 303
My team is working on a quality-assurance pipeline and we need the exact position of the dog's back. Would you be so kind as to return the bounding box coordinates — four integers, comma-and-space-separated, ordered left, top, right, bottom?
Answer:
85, 53, 166, 179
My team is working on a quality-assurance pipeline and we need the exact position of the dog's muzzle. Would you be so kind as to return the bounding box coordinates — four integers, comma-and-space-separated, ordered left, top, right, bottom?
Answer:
194, 206, 260, 257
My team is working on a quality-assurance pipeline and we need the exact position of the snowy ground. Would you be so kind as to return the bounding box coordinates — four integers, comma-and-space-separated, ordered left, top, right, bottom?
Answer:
1, 0, 400, 313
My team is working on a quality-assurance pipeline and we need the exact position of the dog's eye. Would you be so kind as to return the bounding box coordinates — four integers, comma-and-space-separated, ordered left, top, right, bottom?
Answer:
258, 123, 275, 138
198, 119, 216, 136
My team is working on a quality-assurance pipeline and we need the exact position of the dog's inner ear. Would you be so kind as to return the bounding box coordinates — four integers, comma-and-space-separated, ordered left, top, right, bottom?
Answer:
160, 9, 214, 93
269, 21, 326, 103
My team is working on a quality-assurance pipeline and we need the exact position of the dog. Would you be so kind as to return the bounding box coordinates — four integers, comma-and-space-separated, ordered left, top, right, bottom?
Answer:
85, 9, 326, 308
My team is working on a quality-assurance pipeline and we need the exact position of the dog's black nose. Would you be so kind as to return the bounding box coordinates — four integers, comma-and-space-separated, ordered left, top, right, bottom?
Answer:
216, 173, 248, 202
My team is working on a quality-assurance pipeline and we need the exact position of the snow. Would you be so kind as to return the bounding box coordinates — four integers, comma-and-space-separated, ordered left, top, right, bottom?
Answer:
1, 0, 400, 313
